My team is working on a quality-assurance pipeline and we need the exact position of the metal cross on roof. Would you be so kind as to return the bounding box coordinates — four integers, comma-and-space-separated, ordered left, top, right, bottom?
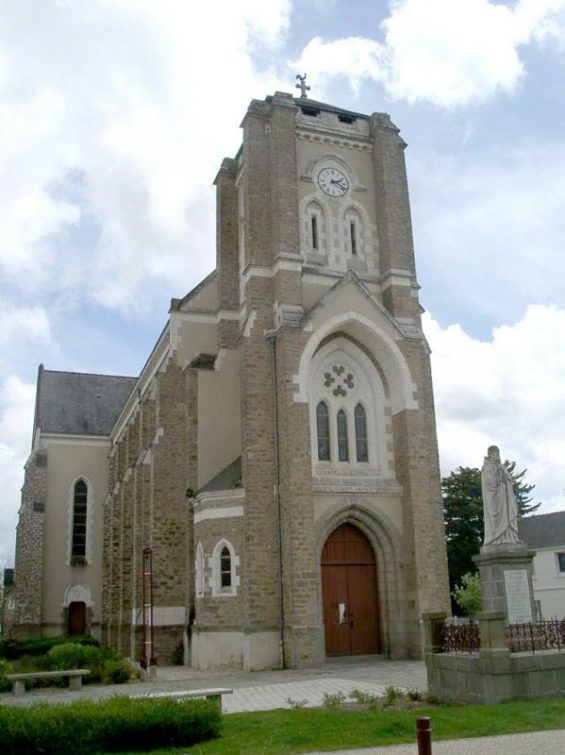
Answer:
296, 73, 311, 98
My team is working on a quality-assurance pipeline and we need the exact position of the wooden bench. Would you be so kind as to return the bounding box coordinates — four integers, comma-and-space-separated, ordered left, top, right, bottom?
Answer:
131, 687, 233, 712
5, 669, 91, 697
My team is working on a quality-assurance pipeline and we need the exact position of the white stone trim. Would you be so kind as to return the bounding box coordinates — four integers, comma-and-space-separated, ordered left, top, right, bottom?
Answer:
194, 506, 244, 524
241, 257, 303, 286
195, 488, 245, 504
218, 310, 240, 321
62, 583, 93, 608
41, 434, 111, 446
131, 606, 186, 626
242, 310, 257, 338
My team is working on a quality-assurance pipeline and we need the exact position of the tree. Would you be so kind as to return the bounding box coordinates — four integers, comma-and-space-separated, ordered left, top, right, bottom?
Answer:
442, 460, 540, 612
452, 572, 482, 616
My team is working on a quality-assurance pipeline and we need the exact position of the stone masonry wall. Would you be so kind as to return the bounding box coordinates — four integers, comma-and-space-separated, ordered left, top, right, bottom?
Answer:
13, 449, 47, 635
103, 360, 192, 662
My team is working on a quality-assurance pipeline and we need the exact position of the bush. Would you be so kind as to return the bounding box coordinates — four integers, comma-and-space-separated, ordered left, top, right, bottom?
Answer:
0, 658, 13, 693
0, 696, 221, 754
46, 642, 86, 671
0, 636, 98, 660
103, 658, 132, 684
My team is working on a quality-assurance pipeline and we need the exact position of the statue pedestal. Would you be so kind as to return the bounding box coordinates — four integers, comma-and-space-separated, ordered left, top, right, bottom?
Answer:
473, 544, 536, 624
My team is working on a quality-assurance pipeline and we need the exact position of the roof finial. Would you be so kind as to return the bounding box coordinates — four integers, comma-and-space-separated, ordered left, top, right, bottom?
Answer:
296, 73, 311, 99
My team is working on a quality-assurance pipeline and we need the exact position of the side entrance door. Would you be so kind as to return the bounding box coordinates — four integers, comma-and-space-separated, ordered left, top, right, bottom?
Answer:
321, 523, 379, 655
68, 601, 86, 636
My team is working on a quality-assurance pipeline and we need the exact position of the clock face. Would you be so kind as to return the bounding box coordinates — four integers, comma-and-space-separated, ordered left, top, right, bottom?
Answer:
318, 167, 349, 197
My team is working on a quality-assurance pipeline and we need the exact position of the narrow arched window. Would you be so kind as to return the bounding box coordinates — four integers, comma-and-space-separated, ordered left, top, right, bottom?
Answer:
220, 546, 232, 589
195, 543, 205, 597
311, 215, 319, 250
72, 480, 88, 560
337, 410, 349, 462
350, 220, 357, 256
316, 401, 330, 461
355, 403, 368, 462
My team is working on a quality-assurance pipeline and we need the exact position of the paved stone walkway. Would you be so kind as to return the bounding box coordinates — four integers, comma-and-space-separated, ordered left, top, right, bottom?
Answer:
0, 656, 427, 712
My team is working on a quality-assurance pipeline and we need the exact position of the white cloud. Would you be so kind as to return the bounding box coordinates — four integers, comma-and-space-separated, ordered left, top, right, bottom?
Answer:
0, 0, 290, 312
0, 376, 36, 561
291, 36, 386, 95
0, 301, 51, 349
424, 306, 565, 512
410, 142, 565, 324
381, 0, 524, 107
294, 0, 565, 107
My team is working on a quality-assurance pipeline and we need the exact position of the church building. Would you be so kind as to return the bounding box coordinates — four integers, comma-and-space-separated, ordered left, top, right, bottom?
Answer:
13, 89, 450, 670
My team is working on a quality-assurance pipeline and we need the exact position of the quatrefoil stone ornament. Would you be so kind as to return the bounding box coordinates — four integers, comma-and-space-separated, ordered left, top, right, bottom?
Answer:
323, 365, 355, 397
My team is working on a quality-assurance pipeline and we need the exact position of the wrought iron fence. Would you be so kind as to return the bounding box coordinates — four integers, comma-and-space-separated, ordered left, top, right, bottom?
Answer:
439, 620, 480, 653
436, 618, 565, 654
506, 619, 565, 653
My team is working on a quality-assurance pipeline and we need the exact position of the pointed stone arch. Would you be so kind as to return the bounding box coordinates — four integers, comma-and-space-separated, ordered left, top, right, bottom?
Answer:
295, 310, 417, 416
315, 500, 407, 657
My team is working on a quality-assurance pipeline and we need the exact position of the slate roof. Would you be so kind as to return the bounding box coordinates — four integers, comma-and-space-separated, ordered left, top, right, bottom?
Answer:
518, 511, 565, 549
35, 366, 137, 437
199, 457, 242, 494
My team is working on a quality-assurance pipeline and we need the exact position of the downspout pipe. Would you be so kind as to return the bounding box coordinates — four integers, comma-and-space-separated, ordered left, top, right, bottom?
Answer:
265, 328, 286, 669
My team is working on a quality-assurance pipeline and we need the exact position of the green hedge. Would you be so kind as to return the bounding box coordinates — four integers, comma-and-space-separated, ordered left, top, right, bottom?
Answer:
0, 635, 99, 660
0, 643, 136, 692
0, 696, 221, 753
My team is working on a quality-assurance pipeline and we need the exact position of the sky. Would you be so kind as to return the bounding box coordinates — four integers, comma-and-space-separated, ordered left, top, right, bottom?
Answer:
1, 0, 565, 562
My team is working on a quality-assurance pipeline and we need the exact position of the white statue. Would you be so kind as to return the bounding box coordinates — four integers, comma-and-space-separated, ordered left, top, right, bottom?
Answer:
481, 445, 521, 546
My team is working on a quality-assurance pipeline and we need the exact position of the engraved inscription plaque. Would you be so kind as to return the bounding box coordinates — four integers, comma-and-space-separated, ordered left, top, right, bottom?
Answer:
504, 569, 532, 623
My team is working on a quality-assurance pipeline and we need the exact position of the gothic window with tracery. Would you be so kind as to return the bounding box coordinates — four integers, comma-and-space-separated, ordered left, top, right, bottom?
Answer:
309, 338, 390, 475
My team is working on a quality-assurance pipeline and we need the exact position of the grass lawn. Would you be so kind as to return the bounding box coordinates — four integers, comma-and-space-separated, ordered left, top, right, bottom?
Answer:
118, 696, 565, 755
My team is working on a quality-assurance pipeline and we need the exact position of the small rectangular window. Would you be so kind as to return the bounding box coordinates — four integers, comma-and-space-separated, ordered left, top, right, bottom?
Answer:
338, 115, 355, 124
558, 552, 565, 573
311, 215, 318, 250
301, 107, 320, 117
350, 221, 357, 256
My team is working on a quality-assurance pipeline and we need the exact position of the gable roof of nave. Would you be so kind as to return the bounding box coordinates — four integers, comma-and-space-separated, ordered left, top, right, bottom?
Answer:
34, 366, 137, 438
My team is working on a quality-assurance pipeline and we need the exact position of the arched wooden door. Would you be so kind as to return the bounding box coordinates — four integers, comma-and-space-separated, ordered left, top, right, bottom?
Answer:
68, 601, 86, 636
321, 524, 380, 655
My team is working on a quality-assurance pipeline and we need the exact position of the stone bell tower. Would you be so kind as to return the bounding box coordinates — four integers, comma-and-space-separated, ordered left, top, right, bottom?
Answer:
181, 86, 452, 671
196, 89, 451, 669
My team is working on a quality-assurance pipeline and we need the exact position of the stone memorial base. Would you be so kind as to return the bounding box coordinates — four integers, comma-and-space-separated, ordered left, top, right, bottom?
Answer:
473, 544, 536, 624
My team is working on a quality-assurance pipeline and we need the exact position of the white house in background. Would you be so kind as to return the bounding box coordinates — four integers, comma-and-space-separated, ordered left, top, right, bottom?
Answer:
518, 511, 565, 620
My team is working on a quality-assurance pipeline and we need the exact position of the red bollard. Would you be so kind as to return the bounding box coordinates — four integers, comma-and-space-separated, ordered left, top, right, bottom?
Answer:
416, 716, 432, 755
